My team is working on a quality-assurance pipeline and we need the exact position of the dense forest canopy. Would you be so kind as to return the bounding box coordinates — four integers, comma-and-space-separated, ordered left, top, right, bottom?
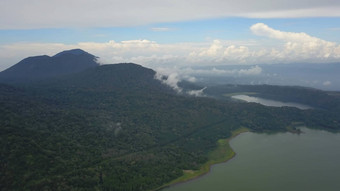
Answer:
1, 50, 339, 191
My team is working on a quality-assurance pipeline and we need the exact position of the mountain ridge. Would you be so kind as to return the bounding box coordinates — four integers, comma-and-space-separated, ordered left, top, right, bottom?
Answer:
53, 49, 92, 57
0, 49, 99, 83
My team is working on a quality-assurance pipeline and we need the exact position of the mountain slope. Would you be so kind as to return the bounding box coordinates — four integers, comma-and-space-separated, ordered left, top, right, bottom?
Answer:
0, 49, 99, 83
48, 63, 170, 91
1, 50, 340, 191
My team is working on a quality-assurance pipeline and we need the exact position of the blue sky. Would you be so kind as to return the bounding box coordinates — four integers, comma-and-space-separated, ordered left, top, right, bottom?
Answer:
1, 0, 340, 71
1, 18, 340, 44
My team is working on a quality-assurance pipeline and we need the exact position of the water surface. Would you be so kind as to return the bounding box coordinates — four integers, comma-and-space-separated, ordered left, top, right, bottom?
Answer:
232, 95, 312, 110
164, 128, 340, 191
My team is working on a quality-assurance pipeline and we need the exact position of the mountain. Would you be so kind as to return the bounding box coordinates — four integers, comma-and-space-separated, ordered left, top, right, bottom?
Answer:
0, 49, 99, 83
47, 63, 171, 91
1, 50, 340, 191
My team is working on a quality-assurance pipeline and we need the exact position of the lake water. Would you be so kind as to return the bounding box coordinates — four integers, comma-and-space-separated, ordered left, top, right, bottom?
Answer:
231, 95, 312, 110
164, 128, 340, 191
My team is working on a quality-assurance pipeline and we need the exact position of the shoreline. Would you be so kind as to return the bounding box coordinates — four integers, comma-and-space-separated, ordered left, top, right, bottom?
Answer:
155, 127, 249, 191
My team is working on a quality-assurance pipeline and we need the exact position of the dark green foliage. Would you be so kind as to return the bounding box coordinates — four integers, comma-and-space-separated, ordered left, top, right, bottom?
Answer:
1, 64, 340, 191
205, 84, 340, 111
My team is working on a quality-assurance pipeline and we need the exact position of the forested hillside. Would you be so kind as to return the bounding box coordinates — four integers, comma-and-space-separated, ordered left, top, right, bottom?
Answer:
1, 58, 340, 190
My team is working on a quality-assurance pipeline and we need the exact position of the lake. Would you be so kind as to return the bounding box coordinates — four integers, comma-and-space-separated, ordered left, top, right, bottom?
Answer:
231, 95, 312, 110
164, 128, 340, 191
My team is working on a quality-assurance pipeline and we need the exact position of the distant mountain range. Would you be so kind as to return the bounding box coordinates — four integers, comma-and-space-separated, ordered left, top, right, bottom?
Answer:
0, 49, 99, 83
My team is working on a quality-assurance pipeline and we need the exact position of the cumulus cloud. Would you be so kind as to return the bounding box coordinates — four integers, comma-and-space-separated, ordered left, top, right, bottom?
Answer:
1, 0, 340, 29
199, 40, 224, 57
190, 24, 340, 64
189, 41, 255, 64
1, 23, 340, 71
224, 45, 250, 57
250, 23, 340, 60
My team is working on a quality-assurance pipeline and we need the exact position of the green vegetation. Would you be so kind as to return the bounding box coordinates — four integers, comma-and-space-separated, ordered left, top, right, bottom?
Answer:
207, 84, 340, 112
1, 64, 340, 191
158, 127, 249, 189
158, 127, 249, 190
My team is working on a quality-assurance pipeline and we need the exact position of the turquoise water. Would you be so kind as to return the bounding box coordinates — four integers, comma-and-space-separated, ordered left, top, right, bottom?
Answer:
231, 95, 312, 110
164, 128, 340, 191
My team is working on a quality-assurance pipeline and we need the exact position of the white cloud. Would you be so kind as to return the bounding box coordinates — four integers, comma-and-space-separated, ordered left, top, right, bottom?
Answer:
1, 23, 340, 71
187, 87, 207, 97
238, 65, 262, 75
153, 65, 263, 93
154, 69, 207, 96
154, 72, 183, 93
199, 40, 224, 57
323, 81, 332, 86
189, 41, 256, 64
250, 23, 340, 60
1, 0, 340, 29
224, 45, 251, 62
190, 23, 340, 64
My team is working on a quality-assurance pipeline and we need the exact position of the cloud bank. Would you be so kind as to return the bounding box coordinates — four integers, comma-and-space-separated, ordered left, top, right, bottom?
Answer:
1, 23, 340, 72
1, 0, 340, 29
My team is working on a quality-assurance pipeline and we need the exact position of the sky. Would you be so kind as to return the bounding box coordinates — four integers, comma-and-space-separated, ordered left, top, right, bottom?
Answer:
1, 0, 340, 72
